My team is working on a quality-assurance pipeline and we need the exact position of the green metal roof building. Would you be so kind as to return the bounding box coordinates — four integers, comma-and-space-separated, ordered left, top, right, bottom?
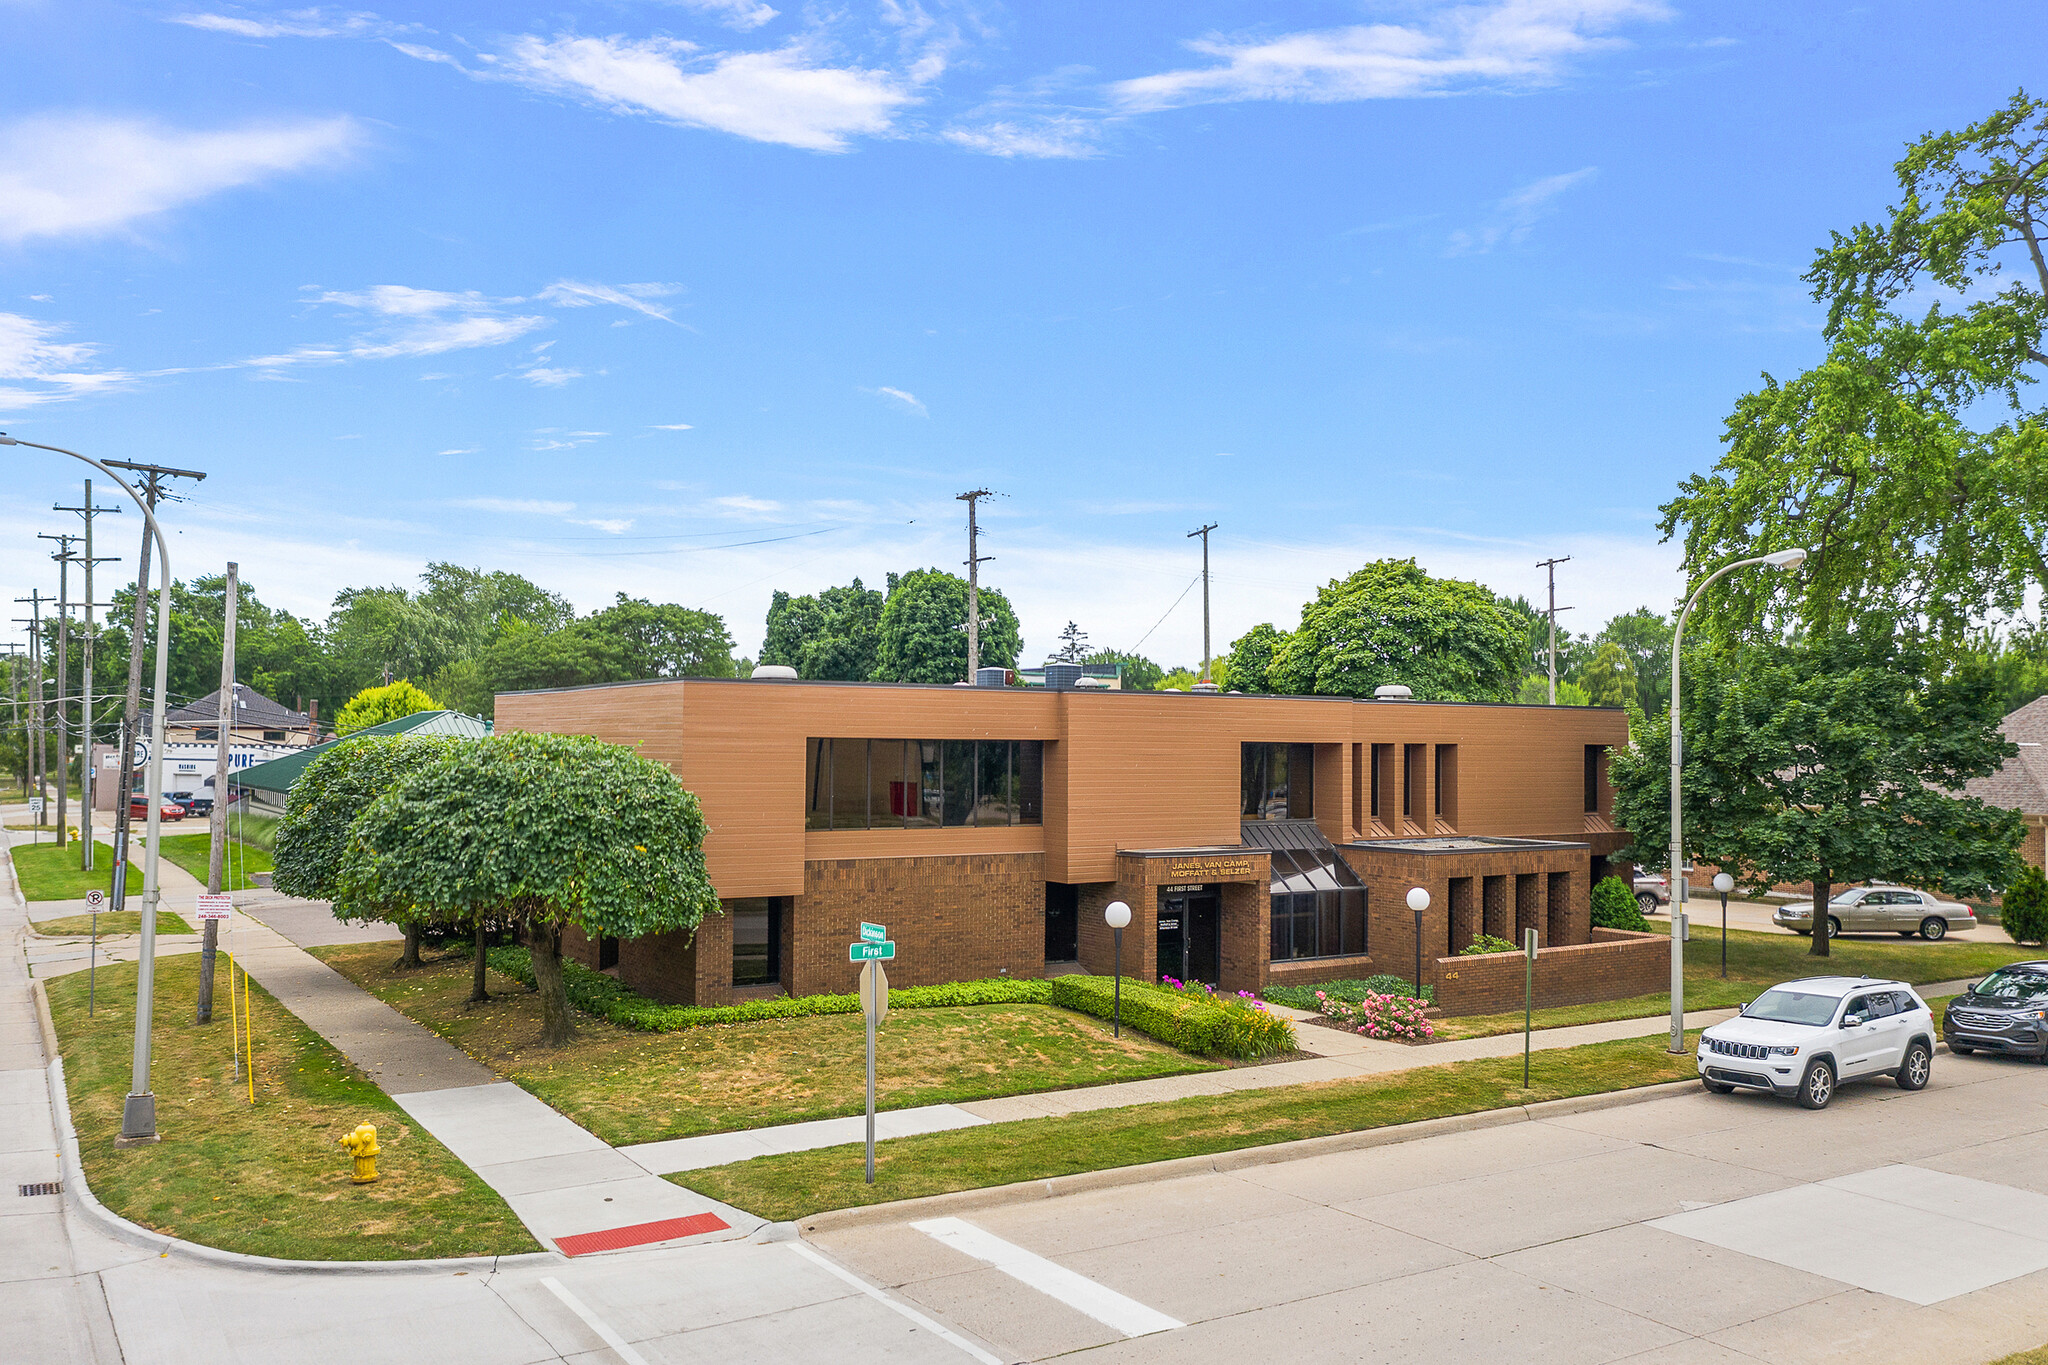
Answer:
233, 710, 492, 800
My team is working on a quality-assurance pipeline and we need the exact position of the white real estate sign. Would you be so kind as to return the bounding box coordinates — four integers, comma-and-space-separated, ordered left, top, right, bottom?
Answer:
195, 894, 232, 921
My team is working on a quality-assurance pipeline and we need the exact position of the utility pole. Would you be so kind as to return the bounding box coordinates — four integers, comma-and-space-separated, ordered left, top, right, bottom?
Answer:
40, 533, 79, 848
1535, 556, 1574, 705
2, 644, 21, 797
198, 562, 237, 1024
1187, 523, 1218, 683
103, 459, 206, 929
13, 591, 49, 828
956, 489, 993, 681
58, 481, 123, 869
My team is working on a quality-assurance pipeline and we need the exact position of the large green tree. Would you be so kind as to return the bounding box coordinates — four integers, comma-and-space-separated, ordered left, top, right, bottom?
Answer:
1235, 560, 1524, 701
339, 732, 718, 1043
273, 733, 468, 971
1577, 642, 1639, 710
1593, 608, 1674, 717
1663, 92, 2048, 642
1609, 629, 2023, 959
583, 594, 736, 678
760, 579, 885, 680
871, 569, 1021, 684
333, 679, 439, 736
1084, 648, 1163, 691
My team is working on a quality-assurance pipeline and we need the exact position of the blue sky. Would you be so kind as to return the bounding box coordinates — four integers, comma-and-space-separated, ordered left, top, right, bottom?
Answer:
2, 1, 2040, 670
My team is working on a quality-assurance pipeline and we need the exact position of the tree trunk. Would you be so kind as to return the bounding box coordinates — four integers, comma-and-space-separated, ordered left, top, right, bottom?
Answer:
396, 923, 422, 971
1809, 875, 1832, 958
470, 929, 490, 1004
528, 922, 574, 1046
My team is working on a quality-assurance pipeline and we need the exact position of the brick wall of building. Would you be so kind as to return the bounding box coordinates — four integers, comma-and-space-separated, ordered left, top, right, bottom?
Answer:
793, 853, 1045, 996
1431, 927, 1667, 1016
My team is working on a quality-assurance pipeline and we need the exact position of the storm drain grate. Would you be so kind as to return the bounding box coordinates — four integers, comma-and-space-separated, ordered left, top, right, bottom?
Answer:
20, 1182, 61, 1197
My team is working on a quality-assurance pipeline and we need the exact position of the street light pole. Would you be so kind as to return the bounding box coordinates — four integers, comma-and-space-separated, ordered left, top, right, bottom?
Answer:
1406, 886, 1431, 999
1714, 871, 1735, 979
1667, 547, 1807, 1053
0, 434, 177, 1143
1104, 901, 1131, 1036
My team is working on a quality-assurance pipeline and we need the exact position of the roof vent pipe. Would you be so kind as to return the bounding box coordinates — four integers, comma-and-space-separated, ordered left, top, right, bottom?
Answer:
1191, 680, 1221, 695
1374, 684, 1413, 700
751, 664, 799, 680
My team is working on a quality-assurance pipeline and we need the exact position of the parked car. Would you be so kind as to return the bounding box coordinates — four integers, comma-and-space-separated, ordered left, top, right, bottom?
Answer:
1772, 886, 1976, 940
129, 795, 185, 822
1943, 960, 2048, 1062
1632, 867, 1671, 914
1697, 976, 1935, 1108
169, 789, 212, 818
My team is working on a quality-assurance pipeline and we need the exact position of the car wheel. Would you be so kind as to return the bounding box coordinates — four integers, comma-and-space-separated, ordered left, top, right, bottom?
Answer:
1919, 917, 1947, 941
1703, 1079, 1735, 1095
1898, 1042, 1932, 1090
1950, 1043, 1973, 1056
1796, 1058, 1836, 1109
1637, 892, 1660, 915
1825, 917, 1842, 939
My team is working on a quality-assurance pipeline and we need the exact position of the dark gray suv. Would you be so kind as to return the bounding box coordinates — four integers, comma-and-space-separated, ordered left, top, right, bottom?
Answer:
1943, 961, 2048, 1061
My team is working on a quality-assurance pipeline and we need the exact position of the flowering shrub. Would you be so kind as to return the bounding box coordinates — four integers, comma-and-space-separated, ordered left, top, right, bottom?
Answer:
1264, 975, 1434, 1008
1316, 989, 1435, 1041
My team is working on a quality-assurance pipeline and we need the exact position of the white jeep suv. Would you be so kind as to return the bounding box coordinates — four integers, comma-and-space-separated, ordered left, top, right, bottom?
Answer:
1696, 977, 1936, 1109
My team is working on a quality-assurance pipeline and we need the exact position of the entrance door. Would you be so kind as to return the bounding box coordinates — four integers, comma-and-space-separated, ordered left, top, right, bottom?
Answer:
1158, 889, 1222, 986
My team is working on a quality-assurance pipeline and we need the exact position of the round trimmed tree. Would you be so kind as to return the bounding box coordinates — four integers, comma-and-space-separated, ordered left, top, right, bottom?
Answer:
337, 731, 719, 1045
274, 733, 470, 970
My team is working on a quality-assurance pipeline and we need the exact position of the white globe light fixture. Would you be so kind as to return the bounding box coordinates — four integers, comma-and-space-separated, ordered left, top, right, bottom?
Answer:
1406, 887, 1431, 999
1104, 901, 1132, 1036
1712, 872, 1735, 894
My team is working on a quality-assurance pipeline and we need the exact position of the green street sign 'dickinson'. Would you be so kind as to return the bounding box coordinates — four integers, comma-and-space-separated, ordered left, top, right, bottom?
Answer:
859, 922, 887, 943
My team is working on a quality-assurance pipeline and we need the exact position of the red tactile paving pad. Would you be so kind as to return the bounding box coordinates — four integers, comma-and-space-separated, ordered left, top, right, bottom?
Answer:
555, 1213, 731, 1256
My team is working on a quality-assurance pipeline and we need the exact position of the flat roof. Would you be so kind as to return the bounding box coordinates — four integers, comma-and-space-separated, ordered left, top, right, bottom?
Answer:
496, 674, 1623, 712
1349, 835, 1591, 853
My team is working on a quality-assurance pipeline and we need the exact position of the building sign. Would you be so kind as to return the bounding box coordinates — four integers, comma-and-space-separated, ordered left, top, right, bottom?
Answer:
1163, 855, 1259, 880
1160, 884, 1209, 893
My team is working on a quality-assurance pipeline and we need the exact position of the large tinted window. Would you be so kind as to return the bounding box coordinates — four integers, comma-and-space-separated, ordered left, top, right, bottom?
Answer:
731, 897, 783, 987
805, 738, 1043, 829
1242, 743, 1313, 821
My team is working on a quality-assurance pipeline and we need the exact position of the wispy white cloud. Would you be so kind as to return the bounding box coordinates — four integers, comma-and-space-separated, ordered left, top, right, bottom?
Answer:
520, 364, 583, 387
662, 0, 779, 32
0, 113, 361, 243
871, 385, 928, 416
0, 312, 136, 411
570, 517, 636, 534
1112, 0, 1669, 112
437, 447, 480, 455
1445, 166, 1596, 254
248, 285, 548, 368
943, 116, 1100, 159
475, 34, 916, 152
455, 497, 575, 515
169, 9, 393, 39
713, 494, 784, 516
650, 422, 695, 430
530, 429, 608, 451
537, 279, 684, 325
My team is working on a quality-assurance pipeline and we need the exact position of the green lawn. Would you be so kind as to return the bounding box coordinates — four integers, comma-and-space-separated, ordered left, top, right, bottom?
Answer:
679, 1029, 1703, 1221
1430, 924, 2040, 1040
310, 942, 1222, 1147
8, 841, 136, 901
32, 910, 192, 936
1989, 1347, 2048, 1365
46, 953, 537, 1260
148, 831, 273, 891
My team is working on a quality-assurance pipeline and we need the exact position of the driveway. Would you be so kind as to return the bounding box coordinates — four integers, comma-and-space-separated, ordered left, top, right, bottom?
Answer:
812, 1054, 2048, 1364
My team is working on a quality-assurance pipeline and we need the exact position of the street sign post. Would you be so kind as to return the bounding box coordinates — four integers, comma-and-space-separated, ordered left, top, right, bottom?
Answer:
857, 956, 890, 1184
849, 940, 897, 962
1523, 928, 1538, 1089
86, 889, 105, 1015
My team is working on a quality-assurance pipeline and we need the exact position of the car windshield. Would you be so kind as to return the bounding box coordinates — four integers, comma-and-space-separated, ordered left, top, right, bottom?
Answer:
1745, 988, 1842, 1025
1971, 970, 2048, 1004
1828, 890, 1865, 904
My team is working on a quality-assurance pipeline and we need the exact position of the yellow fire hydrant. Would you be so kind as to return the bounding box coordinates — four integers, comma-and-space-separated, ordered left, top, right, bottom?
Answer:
339, 1123, 380, 1184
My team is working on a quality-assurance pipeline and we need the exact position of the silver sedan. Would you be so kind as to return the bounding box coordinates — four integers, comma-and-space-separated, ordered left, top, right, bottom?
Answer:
1773, 886, 1978, 941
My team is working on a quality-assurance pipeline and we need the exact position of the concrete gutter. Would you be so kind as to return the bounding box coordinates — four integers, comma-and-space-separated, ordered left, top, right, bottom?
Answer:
32, 977, 563, 1277
798, 1076, 1702, 1235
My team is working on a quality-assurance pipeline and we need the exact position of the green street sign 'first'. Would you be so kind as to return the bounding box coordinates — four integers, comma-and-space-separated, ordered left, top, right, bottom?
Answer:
850, 940, 897, 962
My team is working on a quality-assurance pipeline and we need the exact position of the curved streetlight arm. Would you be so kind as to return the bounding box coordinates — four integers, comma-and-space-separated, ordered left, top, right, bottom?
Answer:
1, 435, 173, 1139
1665, 550, 1804, 1054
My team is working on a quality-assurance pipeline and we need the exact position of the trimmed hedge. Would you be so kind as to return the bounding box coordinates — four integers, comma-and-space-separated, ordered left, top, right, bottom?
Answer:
1591, 875, 1653, 932
485, 946, 1052, 1031
1051, 975, 1296, 1060
1264, 975, 1435, 1009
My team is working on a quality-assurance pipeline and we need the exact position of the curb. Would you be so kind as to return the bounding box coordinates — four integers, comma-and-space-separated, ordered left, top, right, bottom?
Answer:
32, 979, 563, 1278
798, 1077, 1703, 1235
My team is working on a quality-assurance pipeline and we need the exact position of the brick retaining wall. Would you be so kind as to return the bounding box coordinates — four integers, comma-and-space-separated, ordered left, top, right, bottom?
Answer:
1431, 927, 1666, 1016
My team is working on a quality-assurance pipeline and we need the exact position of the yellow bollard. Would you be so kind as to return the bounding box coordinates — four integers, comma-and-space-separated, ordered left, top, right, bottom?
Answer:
339, 1123, 380, 1184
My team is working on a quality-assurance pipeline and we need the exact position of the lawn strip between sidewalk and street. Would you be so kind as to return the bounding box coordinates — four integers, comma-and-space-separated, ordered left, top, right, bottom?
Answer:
675, 1029, 1703, 1222
9, 840, 138, 901
148, 831, 274, 892
46, 952, 540, 1261
1428, 923, 2040, 1040
309, 941, 1223, 1147
33, 910, 192, 937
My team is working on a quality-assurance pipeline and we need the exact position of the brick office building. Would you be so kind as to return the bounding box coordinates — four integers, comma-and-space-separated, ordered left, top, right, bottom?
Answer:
499, 675, 1666, 1016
